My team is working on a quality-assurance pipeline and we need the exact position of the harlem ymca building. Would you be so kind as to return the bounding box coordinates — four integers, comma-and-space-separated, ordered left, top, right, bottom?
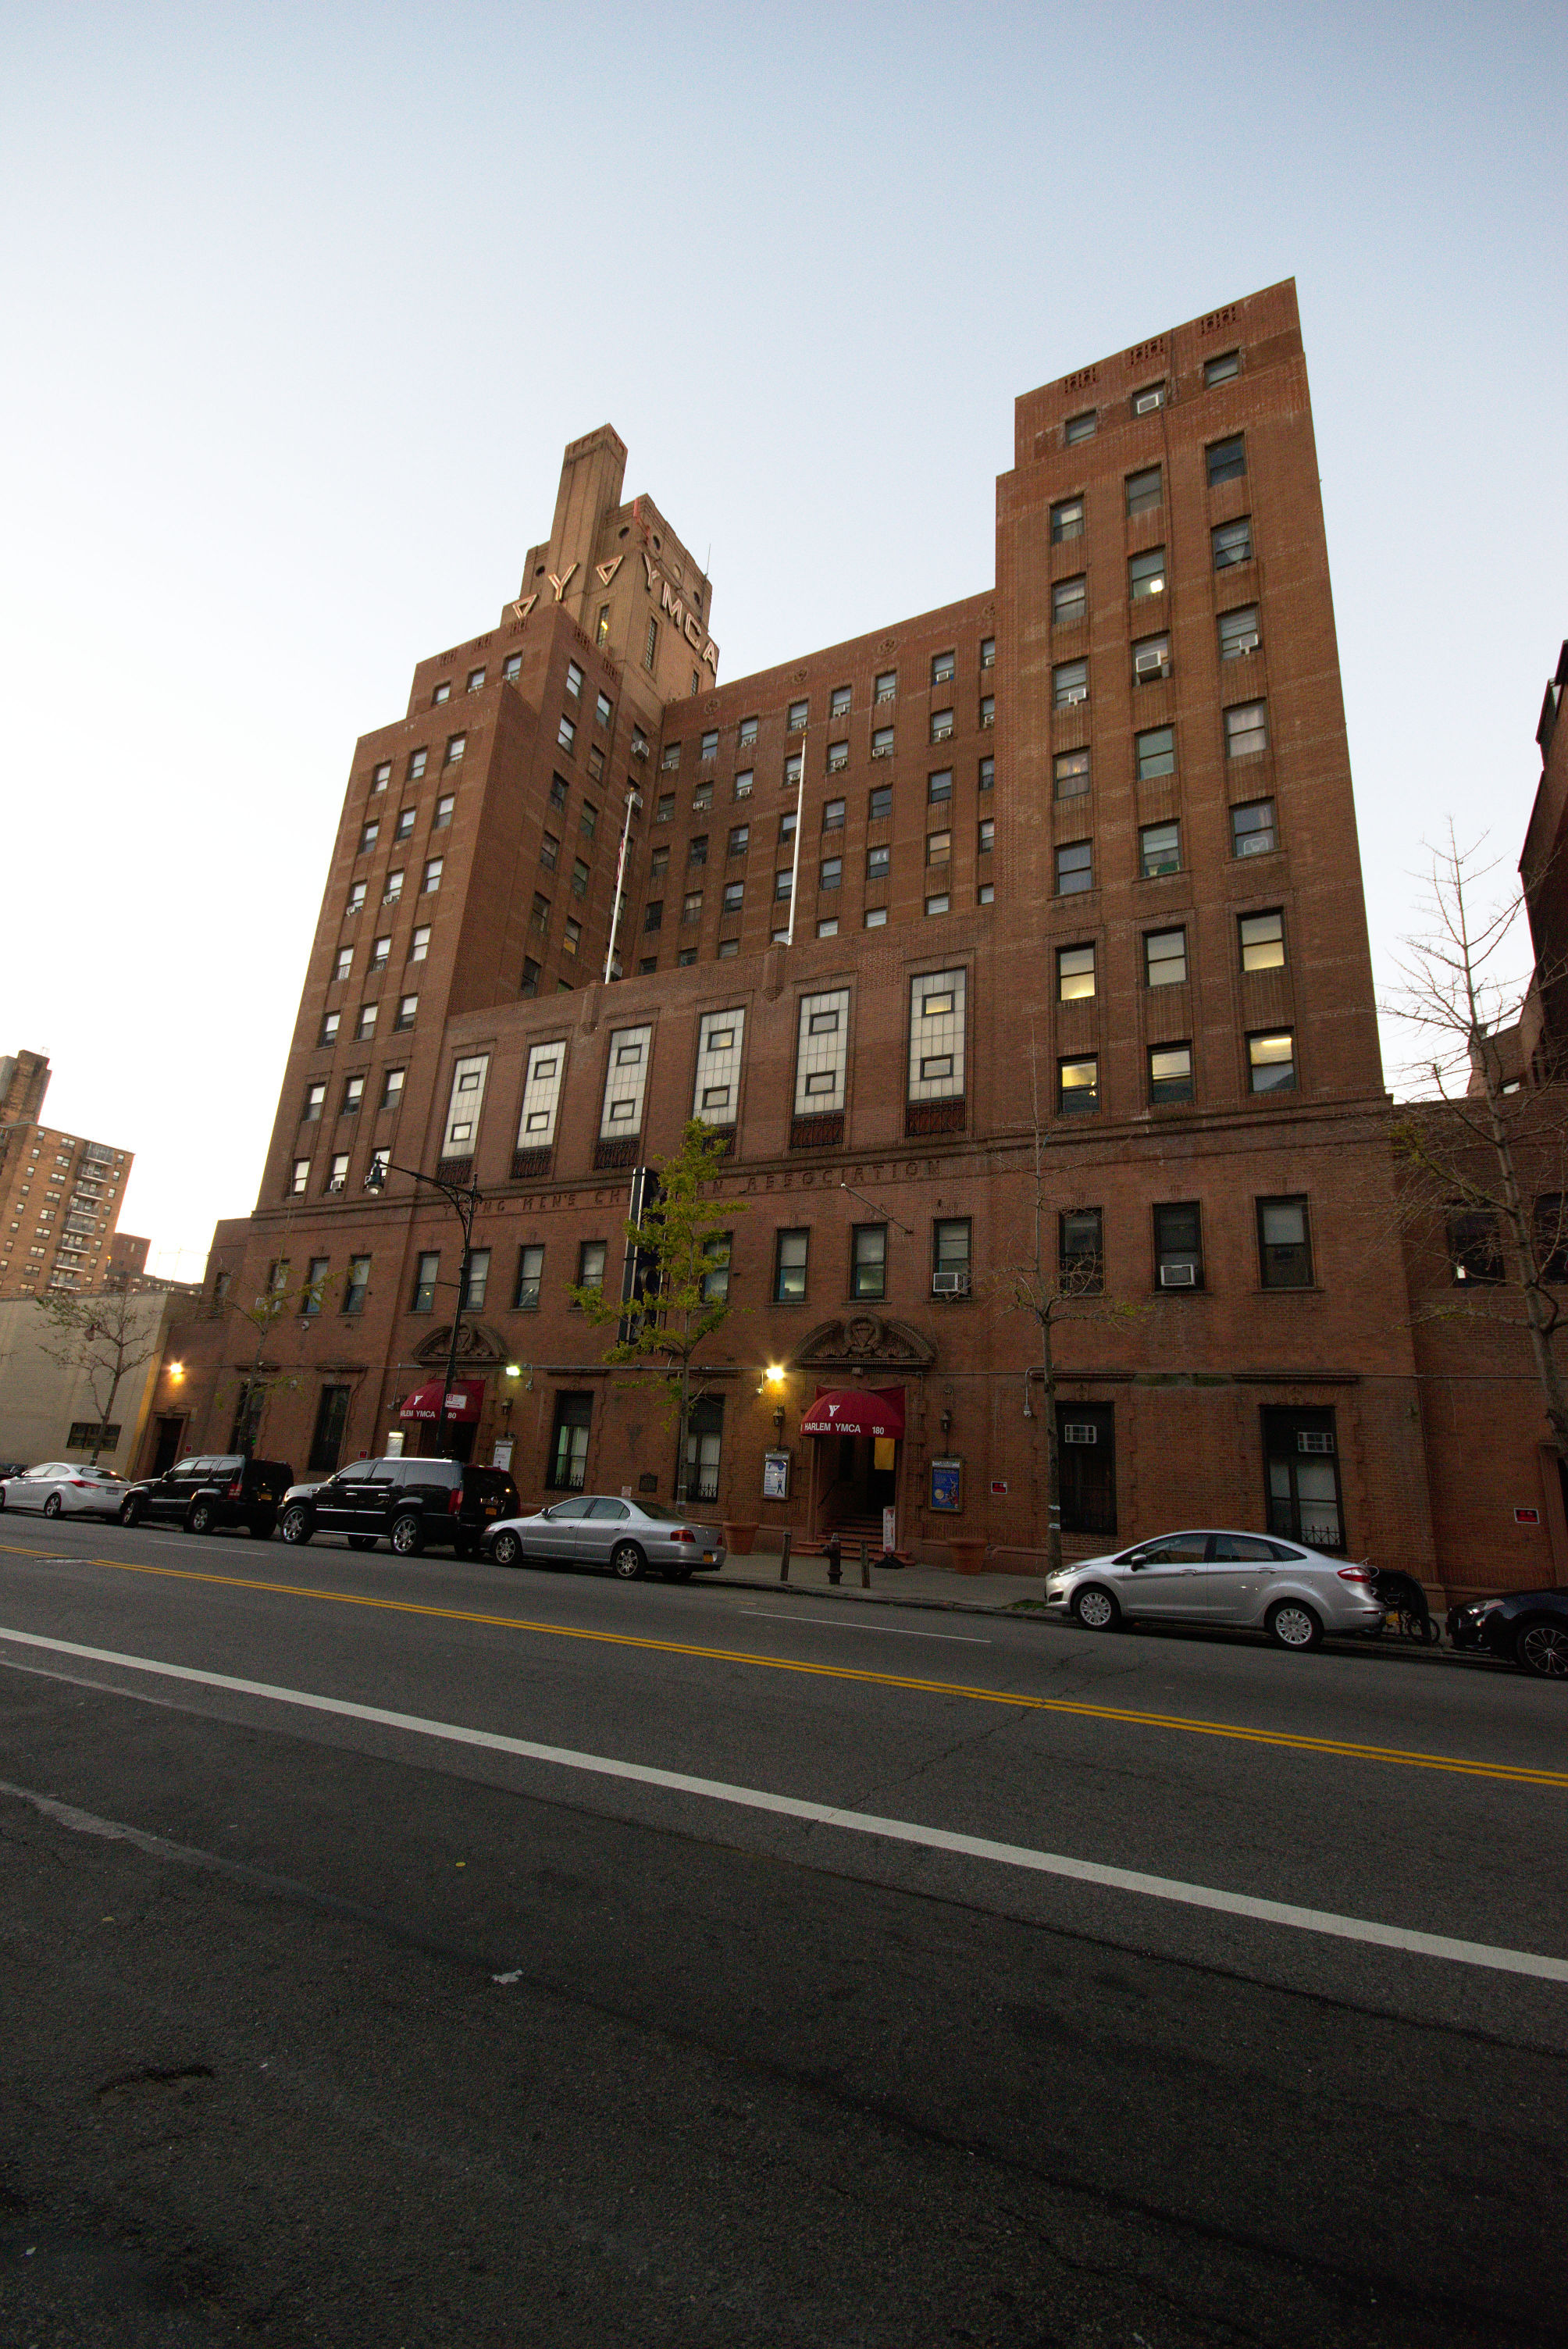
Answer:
153, 279, 1559, 1589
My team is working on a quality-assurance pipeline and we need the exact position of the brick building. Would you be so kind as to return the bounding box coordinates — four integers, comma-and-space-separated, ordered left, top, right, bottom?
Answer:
159, 280, 1448, 1577
0, 1052, 134, 1299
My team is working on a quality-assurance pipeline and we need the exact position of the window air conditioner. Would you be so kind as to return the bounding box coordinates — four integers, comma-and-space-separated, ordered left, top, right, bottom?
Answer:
1062, 686, 1088, 704
1234, 633, 1260, 654
1160, 1262, 1197, 1286
1135, 392, 1163, 415
631, 740, 649, 759
932, 1269, 971, 1296
871, 743, 893, 757
1134, 650, 1166, 675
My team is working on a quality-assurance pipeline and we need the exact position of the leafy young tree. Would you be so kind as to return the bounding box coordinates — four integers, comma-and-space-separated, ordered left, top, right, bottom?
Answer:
36, 1286, 166, 1465
1386, 827, 1568, 1456
995, 1034, 1145, 1579
572, 1120, 747, 1502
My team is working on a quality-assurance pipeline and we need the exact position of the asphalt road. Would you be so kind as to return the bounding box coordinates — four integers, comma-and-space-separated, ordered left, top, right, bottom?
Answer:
0, 1510, 1563, 2349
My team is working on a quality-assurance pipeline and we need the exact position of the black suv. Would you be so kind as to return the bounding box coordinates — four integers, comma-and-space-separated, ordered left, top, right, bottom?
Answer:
276, 1457, 521, 1558
119, 1455, 294, 1539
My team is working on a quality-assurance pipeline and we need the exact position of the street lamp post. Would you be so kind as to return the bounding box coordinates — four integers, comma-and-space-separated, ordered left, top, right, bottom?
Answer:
365, 1154, 483, 1459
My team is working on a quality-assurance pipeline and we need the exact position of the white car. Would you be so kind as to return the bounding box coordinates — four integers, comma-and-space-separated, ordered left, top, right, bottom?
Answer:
1044, 1528, 1386, 1651
0, 1461, 127, 1520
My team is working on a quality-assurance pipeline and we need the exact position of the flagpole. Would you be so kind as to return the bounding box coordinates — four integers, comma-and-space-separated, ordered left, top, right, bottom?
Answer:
785, 724, 805, 946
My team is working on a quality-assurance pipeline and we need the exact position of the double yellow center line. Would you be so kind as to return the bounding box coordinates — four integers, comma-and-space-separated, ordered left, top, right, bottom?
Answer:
5, 1549, 1564, 1789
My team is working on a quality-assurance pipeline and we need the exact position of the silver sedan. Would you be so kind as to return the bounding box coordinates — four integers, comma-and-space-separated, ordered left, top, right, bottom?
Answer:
1045, 1529, 1386, 1651
483, 1494, 728, 1582
0, 1461, 127, 1520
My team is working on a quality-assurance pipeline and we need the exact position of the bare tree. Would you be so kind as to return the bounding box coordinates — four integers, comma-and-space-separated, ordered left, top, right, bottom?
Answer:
1385, 825, 1568, 1456
36, 1287, 166, 1465
212, 1261, 339, 1456
995, 1032, 1145, 1577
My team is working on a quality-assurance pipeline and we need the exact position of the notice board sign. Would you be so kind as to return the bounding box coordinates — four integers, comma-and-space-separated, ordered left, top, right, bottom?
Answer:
762, 1449, 791, 1501
930, 1456, 963, 1513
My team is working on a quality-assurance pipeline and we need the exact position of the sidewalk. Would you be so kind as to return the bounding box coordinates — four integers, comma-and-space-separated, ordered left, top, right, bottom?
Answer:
704, 1549, 1044, 1614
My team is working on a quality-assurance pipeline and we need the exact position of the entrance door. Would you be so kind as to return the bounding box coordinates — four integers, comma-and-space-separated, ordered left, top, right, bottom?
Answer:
151, 1417, 184, 1475
1057, 1404, 1116, 1538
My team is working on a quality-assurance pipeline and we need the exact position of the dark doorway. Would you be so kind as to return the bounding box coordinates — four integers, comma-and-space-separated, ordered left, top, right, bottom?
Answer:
151, 1416, 184, 1475
1057, 1403, 1117, 1538
1262, 1406, 1343, 1551
547, 1391, 593, 1490
683, 1396, 724, 1504
308, 1385, 351, 1474
415, 1413, 476, 1463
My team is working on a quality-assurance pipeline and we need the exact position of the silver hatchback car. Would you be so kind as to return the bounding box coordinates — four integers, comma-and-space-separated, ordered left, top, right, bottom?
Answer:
483, 1494, 727, 1581
1046, 1529, 1384, 1651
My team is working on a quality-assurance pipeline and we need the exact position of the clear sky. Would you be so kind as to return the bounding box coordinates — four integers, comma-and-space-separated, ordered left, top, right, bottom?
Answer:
3, 1, 1563, 1274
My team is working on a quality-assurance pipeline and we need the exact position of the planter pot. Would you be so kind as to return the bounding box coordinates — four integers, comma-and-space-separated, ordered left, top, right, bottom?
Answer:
722, 1520, 759, 1556
947, 1537, 989, 1576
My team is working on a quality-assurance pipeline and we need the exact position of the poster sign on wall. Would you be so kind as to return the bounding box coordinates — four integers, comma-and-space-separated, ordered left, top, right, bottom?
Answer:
492, 1438, 514, 1470
762, 1450, 791, 1501
930, 1456, 963, 1513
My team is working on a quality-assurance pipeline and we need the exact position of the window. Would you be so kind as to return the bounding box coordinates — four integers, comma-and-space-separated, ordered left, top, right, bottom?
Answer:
821, 798, 846, 832
290, 1159, 310, 1196
343, 1255, 371, 1314
1149, 1043, 1194, 1105
738, 716, 759, 750
928, 651, 956, 691
369, 936, 391, 974
1213, 515, 1253, 569
319, 1011, 340, 1046
820, 857, 842, 890
596, 691, 614, 733
503, 654, 522, 683
1154, 1203, 1202, 1289
563, 918, 581, 956
830, 685, 852, 719
851, 1224, 886, 1299
419, 857, 441, 895
1135, 725, 1175, 782
303, 1082, 326, 1122
1064, 411, 1096, 444
864, 907, 887, 929
864, 787, 892, 829
1060, 1208, 1103, 1291
412, 1251, 440, 1314
654, 793, 674, 825
1218, 605, 1260, 660
980, 637, 996, 670
1146, 928, 1187, 986
1128, 546, 1166, 601
1050, 496, 1085, 544
722, 880, 744, 915
815, 918, 838, 939
1049, 747, 1089, 802
1232, 798, 1277, 857
358, 821, 379, 854
917, 772, 950, 814
577, 1239, 608, 1295
700, 728, 718, 761
1207, 434, 1246, 487
531, 893, 552, 934
733, 769, 754, 799
643, 900, 664, 932
978, 818, 994, 855
875, 670, 896, 703
557, 715, 576, 754
682, 889, 702, 924
433, 682, 451, 704
1226, 701, 1268, 760
932, 1221, 971, 1291
408, 749, 427, 781
342, 1074, 365, 1114
520, 957, 540, 995
700, 1232, 732, 1304
1248, 1030, 1296, 1093
686, 832, 710, 869
347, 882, 366, 914
1053, 575, 1086, 628
1053, 657, 1089, 709
1056, 839, 1092, 895
580, 801, 598, 839
775, 1229, 809, 1302
867, 843, 890, 882
383, 871, 403, 904
1057, 943, 1095, 1003
333, 946, 353, 983
1059, 1057, 1098, 1114
788, 697, 809, 730
677, 947, 697, 967
632, 725, 649, 760
1140, 821, 1181, 879
393, 806, 415, 843
372, 761, 391, 790
926, 831, 951, 864
1132, 381, 1165, 414
444, 733, 466, 767
596, 606, 610, 646
461, 1249, 490, 1310
978, 755, 994, 793
691, 781, 714, 814
1264, 1407, 1343, 1549
540, 830, 560, 873
825, 740, 848, 774
1258, 1197, 1313, 1289
395, 995, 418, 1030
661, 742, 681, 775
643, 618, 658, 672
514, 1244, 544, 1310
1239, 910, 1285, 971
381, 1068, 404, 1110
774, 868, 793, 900
1125, 465, 1162, 517
1445, 1210, 1504, 1286
872, 725, 894, 757
571, 857, 590, 898
925, 893, 950, 918
724, 825, 749, 861
548, 1392, 593, 1489
1206, 349, 1240, 387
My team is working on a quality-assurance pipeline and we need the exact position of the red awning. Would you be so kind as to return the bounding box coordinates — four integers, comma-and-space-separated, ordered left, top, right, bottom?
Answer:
799, 1387, 906, 1439
398, 1375, 486, 1423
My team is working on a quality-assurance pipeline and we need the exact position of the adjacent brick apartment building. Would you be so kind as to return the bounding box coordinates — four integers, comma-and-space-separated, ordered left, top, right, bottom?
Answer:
161, 279, 1451, 1576
0, 1052, 134, 1299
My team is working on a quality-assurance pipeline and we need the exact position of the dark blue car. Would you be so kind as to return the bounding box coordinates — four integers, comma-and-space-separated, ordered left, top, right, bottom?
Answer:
1447, 1588, 1568, 1678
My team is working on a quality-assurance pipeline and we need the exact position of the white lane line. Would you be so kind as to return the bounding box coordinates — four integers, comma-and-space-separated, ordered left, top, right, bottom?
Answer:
1, 1622, 1563, 1985
739, 1608, 991, 1645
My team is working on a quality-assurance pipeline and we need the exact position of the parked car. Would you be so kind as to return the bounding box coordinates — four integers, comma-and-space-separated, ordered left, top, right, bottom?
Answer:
482, 1494, 727, 1582
1045, 1529, 1386, 1650
0, 1462, 127, 1519
119, 1455, 294, 1539
276, 1456, 520, 1557
1447, 1588, 1568, 1678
